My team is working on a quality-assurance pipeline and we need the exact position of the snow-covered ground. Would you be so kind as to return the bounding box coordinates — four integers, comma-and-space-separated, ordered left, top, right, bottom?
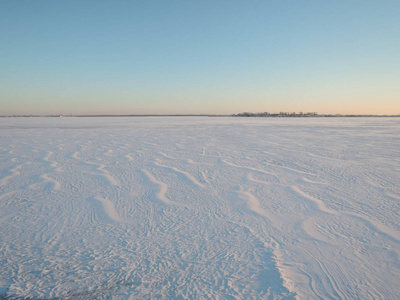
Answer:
1, 117, 399, 299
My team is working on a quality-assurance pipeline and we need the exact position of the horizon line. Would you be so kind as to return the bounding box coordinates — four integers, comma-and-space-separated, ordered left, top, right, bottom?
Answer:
2, 113, 400, 118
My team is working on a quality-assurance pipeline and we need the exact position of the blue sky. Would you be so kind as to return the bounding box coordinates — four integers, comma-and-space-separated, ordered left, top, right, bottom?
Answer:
1, 1, 399, 115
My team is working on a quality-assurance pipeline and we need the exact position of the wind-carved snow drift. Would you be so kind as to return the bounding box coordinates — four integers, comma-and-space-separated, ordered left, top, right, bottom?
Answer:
1, 117, 399, 299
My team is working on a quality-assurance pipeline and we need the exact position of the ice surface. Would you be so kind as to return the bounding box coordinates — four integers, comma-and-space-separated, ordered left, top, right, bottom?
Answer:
0, 117, 399, 299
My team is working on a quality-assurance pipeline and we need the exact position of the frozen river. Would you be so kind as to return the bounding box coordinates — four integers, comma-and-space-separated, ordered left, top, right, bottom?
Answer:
1, 117, 399, 299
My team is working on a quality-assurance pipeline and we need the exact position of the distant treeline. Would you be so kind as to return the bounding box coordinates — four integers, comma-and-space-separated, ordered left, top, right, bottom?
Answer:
232, 112, 400, 117
233, 112, 318, 117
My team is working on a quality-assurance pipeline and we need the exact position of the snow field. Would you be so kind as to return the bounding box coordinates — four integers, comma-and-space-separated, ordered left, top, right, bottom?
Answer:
0, 117, 399, 299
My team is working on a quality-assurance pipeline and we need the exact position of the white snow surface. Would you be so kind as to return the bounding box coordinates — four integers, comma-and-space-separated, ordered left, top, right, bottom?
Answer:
1, 117, 399, 299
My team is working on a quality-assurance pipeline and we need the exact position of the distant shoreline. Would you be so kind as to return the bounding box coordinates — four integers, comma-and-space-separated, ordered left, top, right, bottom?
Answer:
1, 113, 400, 118
0, 114, 226, 118
232, 112, 400, 118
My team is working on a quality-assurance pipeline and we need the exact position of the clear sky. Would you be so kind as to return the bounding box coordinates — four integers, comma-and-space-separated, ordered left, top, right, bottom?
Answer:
1, 1, 399, 115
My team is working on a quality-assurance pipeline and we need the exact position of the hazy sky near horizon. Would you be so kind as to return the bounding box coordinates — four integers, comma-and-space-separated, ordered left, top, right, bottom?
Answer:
1, 1, 399, 115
